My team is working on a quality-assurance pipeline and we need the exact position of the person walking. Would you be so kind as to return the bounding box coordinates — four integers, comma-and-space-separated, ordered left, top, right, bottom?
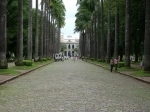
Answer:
114, 58, 118, 71
73, 56, 76, 62
110, 58, 114, 72
140, 60, 144, 69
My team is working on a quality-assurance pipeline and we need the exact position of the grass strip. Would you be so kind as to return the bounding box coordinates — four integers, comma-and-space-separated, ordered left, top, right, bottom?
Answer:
0, 60, 53, 76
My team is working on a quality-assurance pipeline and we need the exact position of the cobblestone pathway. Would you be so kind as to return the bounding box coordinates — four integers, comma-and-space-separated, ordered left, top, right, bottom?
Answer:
0, 59, 150, 112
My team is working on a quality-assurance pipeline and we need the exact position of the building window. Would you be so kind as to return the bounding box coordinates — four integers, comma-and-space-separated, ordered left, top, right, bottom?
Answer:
72, 51, 74, 57
68, 44, 70, 49
72, 45, 74, 49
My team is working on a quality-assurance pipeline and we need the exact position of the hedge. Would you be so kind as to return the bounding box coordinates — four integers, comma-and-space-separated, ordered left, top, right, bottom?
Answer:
23, 60, 33, 66
118, 62, 125, 68
42, 58, 47, 61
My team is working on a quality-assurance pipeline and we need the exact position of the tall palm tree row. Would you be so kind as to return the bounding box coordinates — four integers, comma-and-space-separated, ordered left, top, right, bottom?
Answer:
75, 0, 150, 71
0, 0, 66, 68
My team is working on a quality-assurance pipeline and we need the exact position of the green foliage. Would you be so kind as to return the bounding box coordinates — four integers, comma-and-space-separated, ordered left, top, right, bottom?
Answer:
47, 57, 52, 60
91, 58, 95, 61
42, 58, 47, 61
23, 60, 33, 66
61, 44, 67, 52
97, 59, 101, 62
133, 71, 150, 77
74, 48, 78, 52
0, 68, 19, 75
118, 62, 125, 68
7, 0, 29, 57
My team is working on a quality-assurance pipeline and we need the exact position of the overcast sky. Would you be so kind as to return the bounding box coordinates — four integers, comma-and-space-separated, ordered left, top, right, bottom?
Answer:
32, 0, 79, 39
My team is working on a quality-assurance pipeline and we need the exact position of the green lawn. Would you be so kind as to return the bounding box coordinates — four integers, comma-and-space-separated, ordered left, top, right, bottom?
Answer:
118, 67, 140, 71
132, 70, 150, 77
0, 68, 19, 75
0, 60, 53, 76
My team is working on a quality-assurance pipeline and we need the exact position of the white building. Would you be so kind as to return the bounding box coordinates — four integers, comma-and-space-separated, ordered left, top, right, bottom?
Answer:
61, 34, 79, 57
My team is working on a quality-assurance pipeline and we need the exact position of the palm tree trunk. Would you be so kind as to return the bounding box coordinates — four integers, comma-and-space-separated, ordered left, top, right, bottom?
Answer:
27, 0, 32, 60
50, 13, 53, 57
114, 6, 119, 59
58, 26, 61, 53
125, 0, 130, 67
43, 3, 47, 58
100, 0, 105, 62
91, 18, 94, 58
106, 0, 111, 63
39, 0, 44, 60
34, 0, 39, 61
94, 11, 97, 60
0, 0, 8, 68
16, 0, 23, 66
97, 2, 101, 59
46, 6, 49, 57
144, 0, 150, 71
47, 9, 50, 57
49, 10, 52, 57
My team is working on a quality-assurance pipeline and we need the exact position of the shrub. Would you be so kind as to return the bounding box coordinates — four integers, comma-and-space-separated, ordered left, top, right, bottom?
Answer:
91, 58, 95, 61
23, 60, 33, 66
97, 59, 101, 62
42, 58, 47, 61
47, 57, 52, 60
118, 62, 125, 68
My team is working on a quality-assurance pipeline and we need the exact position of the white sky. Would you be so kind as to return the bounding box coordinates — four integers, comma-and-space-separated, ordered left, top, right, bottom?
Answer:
32, 0, 79, 39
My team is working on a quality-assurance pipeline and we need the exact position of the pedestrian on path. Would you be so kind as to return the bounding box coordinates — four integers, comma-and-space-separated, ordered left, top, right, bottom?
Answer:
110, 58, 114, 72
140, 60, 144, 69
114, 58, 118, 71
73, 56, 76, 62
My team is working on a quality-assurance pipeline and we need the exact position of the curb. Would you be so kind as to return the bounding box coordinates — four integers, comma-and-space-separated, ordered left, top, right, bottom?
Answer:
0, 61, 54, 85
86, 61, 150, 84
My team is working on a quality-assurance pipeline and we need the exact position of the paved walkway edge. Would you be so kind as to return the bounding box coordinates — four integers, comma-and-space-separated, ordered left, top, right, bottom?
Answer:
0, 61, 54, 85
86, 61, 150, 84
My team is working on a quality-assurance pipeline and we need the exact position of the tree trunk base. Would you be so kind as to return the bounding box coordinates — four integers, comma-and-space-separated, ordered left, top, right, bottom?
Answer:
34, 57, 39, 62
0, 60, 8, 69
15, 60, 24, 66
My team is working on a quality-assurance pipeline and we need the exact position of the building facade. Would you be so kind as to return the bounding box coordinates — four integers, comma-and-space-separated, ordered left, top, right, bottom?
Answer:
61, 34, 79, 57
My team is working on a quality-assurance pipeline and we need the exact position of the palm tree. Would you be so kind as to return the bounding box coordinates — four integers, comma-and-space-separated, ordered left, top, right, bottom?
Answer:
27, 0, 32, 60
106, 0, 111, 63
0, 0, 8, 68
43, 1, 47, 58
50, 0, 66, 54
75, 0, 93, 57
125, 0, 130, 67
97, 1, 101, 59
34, 0, 39, 61
100, 0, 105, 62
16, 0, 24, 66
39, 0, 44, 61
114, 5, 119, 59
144, 0, 150, 71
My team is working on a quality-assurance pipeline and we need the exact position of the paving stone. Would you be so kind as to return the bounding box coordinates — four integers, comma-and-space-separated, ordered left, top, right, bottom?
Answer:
0, 59, 150, 111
